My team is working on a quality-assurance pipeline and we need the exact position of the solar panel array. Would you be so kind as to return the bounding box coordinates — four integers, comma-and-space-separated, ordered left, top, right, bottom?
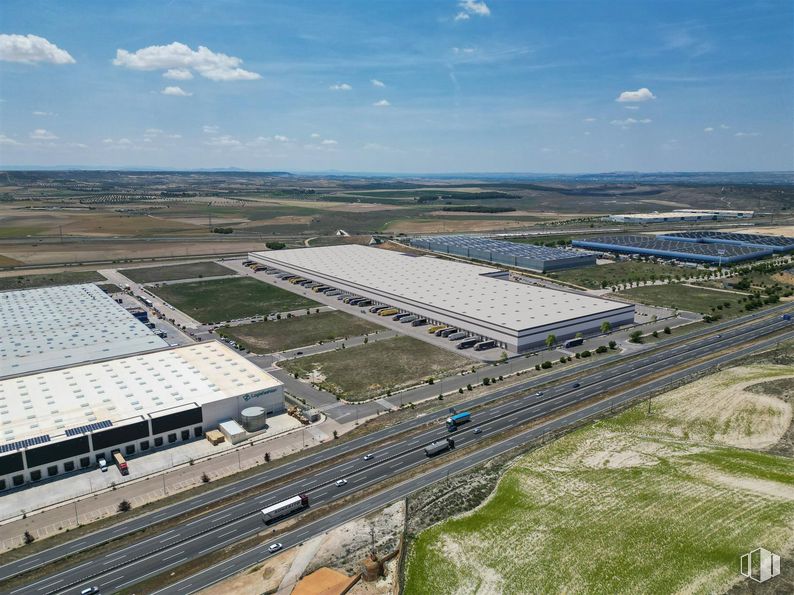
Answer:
659, 231, 794, 252
411, 235, 596, 272
65, 419, 113, 437
572, 235, 773, 264
0, 434, 50, 454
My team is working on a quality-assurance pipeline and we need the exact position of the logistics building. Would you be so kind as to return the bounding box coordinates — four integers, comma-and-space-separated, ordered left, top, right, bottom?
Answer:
0, 342, 284, 490
607, 209, 753, 223
249, 245, 634, 353
572, 235, 772, 264
409, 235, 596, 272
0, 284, 168, 379
657, 231, 794, 253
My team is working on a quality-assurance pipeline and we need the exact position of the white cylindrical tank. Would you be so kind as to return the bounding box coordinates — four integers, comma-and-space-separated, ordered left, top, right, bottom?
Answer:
240, 406, 267, 432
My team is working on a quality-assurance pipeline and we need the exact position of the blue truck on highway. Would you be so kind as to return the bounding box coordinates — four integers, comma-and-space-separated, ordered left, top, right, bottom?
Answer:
446, 411, 471, 430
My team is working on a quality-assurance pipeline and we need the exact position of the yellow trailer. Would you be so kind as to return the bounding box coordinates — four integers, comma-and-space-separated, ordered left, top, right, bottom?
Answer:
378, 308, 399, 316
428, 325, 446, 334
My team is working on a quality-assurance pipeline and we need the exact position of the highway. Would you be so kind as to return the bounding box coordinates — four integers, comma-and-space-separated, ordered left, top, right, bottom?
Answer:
1, 307, 792, 594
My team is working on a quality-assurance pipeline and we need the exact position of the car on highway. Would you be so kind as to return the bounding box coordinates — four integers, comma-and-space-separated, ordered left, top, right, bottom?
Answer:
363, 454, 374, 461
535, 391, 544, 396
473, 428, 482, 434
572, 383, 581, 388
80, 587, 100, 595
335, 479, 348, 487
295, 351, 304, 356
268, 542, 283, 553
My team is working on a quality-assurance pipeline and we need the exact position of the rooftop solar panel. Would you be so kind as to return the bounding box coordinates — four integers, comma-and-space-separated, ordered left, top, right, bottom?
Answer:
65, 419, 113, 437
0, 434, 51, 453
658, 231, 794, 252
572, 235, 773, 263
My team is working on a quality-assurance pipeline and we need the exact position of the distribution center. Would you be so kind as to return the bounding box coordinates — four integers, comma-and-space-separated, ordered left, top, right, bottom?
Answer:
250, 245, 634, 353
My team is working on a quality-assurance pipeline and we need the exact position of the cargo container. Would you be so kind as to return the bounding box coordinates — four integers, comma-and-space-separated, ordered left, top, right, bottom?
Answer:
447, 331, 467, 341
424, 438, 455, 457
446, 411, 471, 429
457, 338, 479, 349
428, 325, 446, 334
112, 452, 128, 475
474, 340, 497, 351
261, 494, 309, 523
378, 308, 399, 316
411, 318, 428, 327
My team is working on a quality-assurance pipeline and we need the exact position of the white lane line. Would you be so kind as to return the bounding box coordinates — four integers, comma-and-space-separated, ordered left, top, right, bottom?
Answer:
159, 531, 179, 543
104, 552, 127, 563
17, 558, 42, 569
215, 529, 236, 540
35, 578, 63, 591
162, 550, 186, 562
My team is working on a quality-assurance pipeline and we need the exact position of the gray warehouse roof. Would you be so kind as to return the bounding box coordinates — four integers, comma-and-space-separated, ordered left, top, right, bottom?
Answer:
0, 284, 168, 378
411, 235, 595, 262
252, 245, 629, 333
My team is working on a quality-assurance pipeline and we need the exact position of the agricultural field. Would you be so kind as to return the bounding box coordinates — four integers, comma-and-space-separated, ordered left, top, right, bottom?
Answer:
150, 277, 319, 323
120, 261, 235, 283
615, 283, 746, 315
280, 335, 472, 401
548, 260, 689, 289
0, 270, 105, 291
404, 362, 794, 594
219, 310, 381, 353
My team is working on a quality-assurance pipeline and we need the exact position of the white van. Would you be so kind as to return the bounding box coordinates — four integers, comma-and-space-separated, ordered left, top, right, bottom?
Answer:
98, 457, 108, 472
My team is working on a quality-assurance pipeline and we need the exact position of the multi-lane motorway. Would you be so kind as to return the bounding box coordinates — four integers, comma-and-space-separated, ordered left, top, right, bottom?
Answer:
2, 305, 792, 595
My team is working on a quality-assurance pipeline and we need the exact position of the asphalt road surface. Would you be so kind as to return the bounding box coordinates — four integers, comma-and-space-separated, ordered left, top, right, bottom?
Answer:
2, 307, 792, 595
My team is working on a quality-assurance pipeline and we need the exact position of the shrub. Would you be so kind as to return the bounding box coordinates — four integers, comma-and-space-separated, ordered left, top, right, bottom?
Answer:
595, 345, 608, 354
609, 340, 617, 349
117, 500, 132, 513
581, 350, 591, 358
483, 377, 491, 386
24, 531, 35, 545
663, 326, 671, 334
541, 361, 552, 369
201, 473, 210, 483
466, 383, 473, 391
629, 330, 643, 343
265, 241, 286, 250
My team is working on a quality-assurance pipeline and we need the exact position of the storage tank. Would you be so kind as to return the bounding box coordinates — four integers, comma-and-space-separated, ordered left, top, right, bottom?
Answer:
240, 406, 267, 432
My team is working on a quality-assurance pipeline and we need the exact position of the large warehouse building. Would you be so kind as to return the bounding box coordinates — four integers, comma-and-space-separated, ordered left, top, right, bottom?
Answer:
0, 342, 284, 490
409, 235, 596, 272
249, 245, 634, 353
657, 231, 794, 254
607, 209, 754, 223
572, 235, 773, 264
1, 283, 168, 378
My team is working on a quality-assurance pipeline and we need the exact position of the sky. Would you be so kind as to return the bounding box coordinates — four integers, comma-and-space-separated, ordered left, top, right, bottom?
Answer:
0, 0, 792, 173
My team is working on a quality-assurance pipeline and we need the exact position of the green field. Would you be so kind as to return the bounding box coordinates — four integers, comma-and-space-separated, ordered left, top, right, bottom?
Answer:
121, 261, 236, 283
151, 277, 319, 323
0, 270, 105, 291
404, 364, 794, 594
280, 335, 473, 400
548, 260, 686, 289
219, 310, 381, 353
616, 283, 745, 315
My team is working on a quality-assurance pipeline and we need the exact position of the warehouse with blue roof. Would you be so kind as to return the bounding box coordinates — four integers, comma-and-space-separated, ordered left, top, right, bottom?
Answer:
409, 235, 596, 272
657, 231, 794, 253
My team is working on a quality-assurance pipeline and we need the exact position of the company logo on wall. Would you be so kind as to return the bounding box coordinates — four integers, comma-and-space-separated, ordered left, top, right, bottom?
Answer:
740, 548, 780, 583
242, 388, 278, 402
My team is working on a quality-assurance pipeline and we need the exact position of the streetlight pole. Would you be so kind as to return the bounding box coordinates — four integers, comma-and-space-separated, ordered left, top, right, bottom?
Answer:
74, 500, 79, 526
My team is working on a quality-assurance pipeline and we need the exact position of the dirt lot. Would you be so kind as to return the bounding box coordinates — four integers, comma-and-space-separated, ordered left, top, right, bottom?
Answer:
120, 261, 236, 283
0, 270, 105, 291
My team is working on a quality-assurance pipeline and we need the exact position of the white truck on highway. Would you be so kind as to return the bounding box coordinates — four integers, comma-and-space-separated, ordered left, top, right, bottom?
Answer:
424, 437, 455, 456
261, 493, 309, 523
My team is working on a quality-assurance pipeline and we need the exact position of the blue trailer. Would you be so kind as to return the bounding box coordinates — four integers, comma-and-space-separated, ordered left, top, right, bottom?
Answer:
446, 411, 471, 430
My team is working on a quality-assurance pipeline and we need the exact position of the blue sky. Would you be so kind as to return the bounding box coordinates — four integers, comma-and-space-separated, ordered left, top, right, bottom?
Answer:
0, 0, 791, 172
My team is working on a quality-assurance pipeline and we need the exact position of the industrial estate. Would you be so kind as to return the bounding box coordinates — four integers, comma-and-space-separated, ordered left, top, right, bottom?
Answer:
0, 170, 793, 595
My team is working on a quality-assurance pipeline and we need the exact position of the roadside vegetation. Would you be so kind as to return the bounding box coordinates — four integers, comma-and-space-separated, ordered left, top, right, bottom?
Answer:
218, 310, 381, 353
404, 360, 794, 594
120, 261, 235, 283
150, 277, 319, 323
547, 260, 685, 289
280, 336, 473, 401
0, 270, 104, 291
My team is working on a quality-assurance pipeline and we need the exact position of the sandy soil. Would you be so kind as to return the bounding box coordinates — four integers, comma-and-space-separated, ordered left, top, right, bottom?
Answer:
637, 199, 692, 208
256, 198, 407, 212
386, 219, 542, 233
237, 215, 315, 227
197, 546, 299, 595
157, 216, 251, 226
722, 225, 794, 237
427, 209, 551, 218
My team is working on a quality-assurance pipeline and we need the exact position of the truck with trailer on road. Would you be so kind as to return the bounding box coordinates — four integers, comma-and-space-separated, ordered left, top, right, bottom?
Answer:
424, 437, 455, 457
261, 494, 309, 523
446, 411, 471, 430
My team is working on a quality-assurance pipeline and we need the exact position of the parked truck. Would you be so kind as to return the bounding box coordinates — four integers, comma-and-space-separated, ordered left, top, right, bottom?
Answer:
563, 337, 584, 349
439, 328, 458, 338
446, 411, 471, 430
400, 315, 419, 324
474, 340, 497, 351
457, 338, 479, 349
378, 308, 399, 316
424, 438, 455, 457
261, 494, 309, 523
447, 331, 467, 341
112, 452, 129, 475
411, 318, 428, 327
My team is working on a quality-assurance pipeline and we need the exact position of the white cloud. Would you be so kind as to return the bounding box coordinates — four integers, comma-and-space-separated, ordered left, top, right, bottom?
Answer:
704, 127, 714, 133
452, 46, 476, 55
161, 86, 192, 96
540, 147, 554, 153
102, 138, 114, 144
116, 138, 132, 145
163, 68, 193, 80
32, 110, 54, 116
616, 87, 656, 102
144, 128, 164, 136
0, 134, 20, 145
274, 135, 289, 142
310, 133, 321, 138
610, 118, 652, 128
205, 135, 241, 147
455, 0, 490, 21
373, 99, 391, 107
370, 78, 385, 88
329, 83, 352, 91
321, 139, 338, 145
166, 133, 182, 139
114, 42, 260, 81
0, 34, 75, 64
624, 105, 640, 110
735, 131, 760, 137
202, 125, 220, 134
583, 117, 597, 123
720, 123, 730, 129
29, 128, 58, 140
67, 142, 87, 149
